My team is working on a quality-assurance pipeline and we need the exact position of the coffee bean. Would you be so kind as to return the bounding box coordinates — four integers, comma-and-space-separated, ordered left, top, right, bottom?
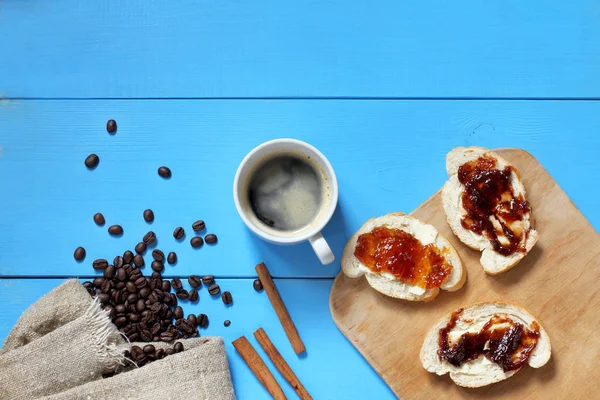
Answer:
158, 166, 172, 178
93, 259, 109, 270
85, 154, 100, 169
104, 265, 116, 279
187, 314, 198, 327
174, 342, 184, 353
176, 318, 195, 334
105, 305, 116, 319
224, 320, 231, 327
108, 225, 123, 236
221, 291, 233, 305
169, 293, 178, 306
165, 348, 175, 356
93, 213, 105, 227
188, 275, 201, 288
136, 299, 146, 312
83, 281, 93, 289
173, 306, 184, 320
115, 316, 127, 327
135, 242, 147, 254
188, 289, 199, 302
131, 345, 143, 359
140, 330, 153, 342
202, 275, 214, 285
73, 247, 86, 261
128, 313, 140, 322
160, 331, 174, 342
171, 278, 182, 291
197, 313, 209, 328
167, 252, 177, 264
205, 234, 218, 244
173, 227, 184, 240
190, 236, 203, 248
151, 261, 164, 272
161, 280, 171, 292
126, 281, 137, 293
98, 293, 110, 303
141, 208, 154, 223
139, 287, 151, 298
134, 277, 148, 289
151, 271, 162, 279
149, 250, 163, 262
93, 277, 105, 287
143, 231, 156, 245
109, 256, 122, 270
106, 119, 117, 134
100, 280, 112, 293
208, 284, 220, 296
192, 220, 206, 232
176, 289, 189, 300
130, 268, 142, 281
253, 279, 263, 291
127, 293, 138, 303
133, 254, 144, 267
143, 344, 155, 354
156, 348, 165, 359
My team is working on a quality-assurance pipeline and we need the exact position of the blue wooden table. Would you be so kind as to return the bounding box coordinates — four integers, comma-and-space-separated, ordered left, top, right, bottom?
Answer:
1, 2, 599, 399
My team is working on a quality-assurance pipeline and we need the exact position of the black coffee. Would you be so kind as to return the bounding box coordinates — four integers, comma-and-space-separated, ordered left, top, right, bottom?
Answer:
248, 155, 324, 231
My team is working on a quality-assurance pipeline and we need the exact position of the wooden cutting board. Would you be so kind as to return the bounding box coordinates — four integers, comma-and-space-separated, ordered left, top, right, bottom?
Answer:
330, 149, 600, 400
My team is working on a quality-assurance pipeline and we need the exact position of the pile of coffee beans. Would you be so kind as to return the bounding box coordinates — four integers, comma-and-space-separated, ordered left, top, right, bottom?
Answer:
126, 342, 183, 367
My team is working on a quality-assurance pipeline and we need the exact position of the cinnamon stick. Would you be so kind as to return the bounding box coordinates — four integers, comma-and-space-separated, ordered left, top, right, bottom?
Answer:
232, 336, 287, 400
254, 328, 313, 400
255, 262, 306, 354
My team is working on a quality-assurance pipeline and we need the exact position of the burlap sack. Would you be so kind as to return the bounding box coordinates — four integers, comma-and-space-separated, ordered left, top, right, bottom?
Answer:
0, 279, 236, 400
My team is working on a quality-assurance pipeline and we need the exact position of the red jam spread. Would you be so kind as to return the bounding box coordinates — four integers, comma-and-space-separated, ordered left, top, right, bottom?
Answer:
353, 226, 452, 289
458, 156, 531, 256
438, 309, 540, 372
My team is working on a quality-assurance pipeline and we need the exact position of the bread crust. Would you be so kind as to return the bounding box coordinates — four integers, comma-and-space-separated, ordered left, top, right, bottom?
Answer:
420, 301, 551, 388
442, 147, 538, 274
341, 213, 465, 302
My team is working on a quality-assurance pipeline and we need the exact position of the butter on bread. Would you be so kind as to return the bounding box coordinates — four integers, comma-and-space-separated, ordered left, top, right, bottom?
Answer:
341, 212, 465, 302
442, 147, 539, 275
420, 302, 551, 388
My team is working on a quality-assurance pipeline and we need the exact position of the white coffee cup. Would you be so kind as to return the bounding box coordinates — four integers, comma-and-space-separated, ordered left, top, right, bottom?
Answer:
233, 139, 338, 265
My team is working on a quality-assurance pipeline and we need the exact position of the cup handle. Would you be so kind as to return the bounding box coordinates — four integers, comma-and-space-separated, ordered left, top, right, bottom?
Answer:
309, 232, 335, 265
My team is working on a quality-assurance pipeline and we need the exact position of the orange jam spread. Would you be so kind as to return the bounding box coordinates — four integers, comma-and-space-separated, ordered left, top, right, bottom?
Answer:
458, 156, 531, 256
438, 309, 540, 372
353, 226, 452, 289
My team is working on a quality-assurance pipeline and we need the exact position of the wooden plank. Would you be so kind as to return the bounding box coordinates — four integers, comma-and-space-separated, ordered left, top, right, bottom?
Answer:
0, 278, 396, 399
0, 1, 599, 98
1, 100, 600, 277
330, 149, 600, 399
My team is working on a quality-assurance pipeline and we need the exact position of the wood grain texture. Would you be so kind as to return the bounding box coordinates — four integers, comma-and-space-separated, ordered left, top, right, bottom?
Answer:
1, 1, 599, 98
254, 328, 313, 400
0, 278, 396, 399
256, 263, 306, 355
2, 100, 600, 278
233, 336, 287, 400
330, 149, 600, 399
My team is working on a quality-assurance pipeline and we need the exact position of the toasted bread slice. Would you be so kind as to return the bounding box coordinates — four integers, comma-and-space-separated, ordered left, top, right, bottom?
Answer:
341, 212, 465, 302
420, 302, 551, 388
442, 147, 539, 274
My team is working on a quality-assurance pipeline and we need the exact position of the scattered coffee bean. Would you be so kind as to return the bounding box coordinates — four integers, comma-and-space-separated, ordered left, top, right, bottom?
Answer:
205, 234, 218, 244
85, 154, 100, 169
174, 342, 184, 353
113, 256, 124, 269
106, 119, 117, 134
188, 275, 201, 288
93, 213, 105, 226
208, 284, 220, 296
123, 250, 134, 264
104, 265, 116, 279
135, 242, 147, 254
173, 227, 184, 240
188, 289, 199, 302
143, 209, 154, 223
176, 289, 189, 300
202, 275, 214, 285
192, 220, 206, 232
187, 314, 198, 327
151, 249, 165, 261
143, 231, 156, 245
167, 252, 177, 264
133, 254, 144, 267
176, 318, 195, 334
151, 260, 164, 272
221, 291, 233, 305
92, 259, 109, 270
158, 166, 172, 179
190, 236, 203, 248
74, 246, 86, 261
156, 348, 165, 359
224, 320, 231, 327
165, 348, 175, 356
198, 313, 209, 328
171, 278, 182, 291
143, 344, 155, 354
108, 225, 123, 236
253, 279, 263, 291
173, 306, 184, 320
